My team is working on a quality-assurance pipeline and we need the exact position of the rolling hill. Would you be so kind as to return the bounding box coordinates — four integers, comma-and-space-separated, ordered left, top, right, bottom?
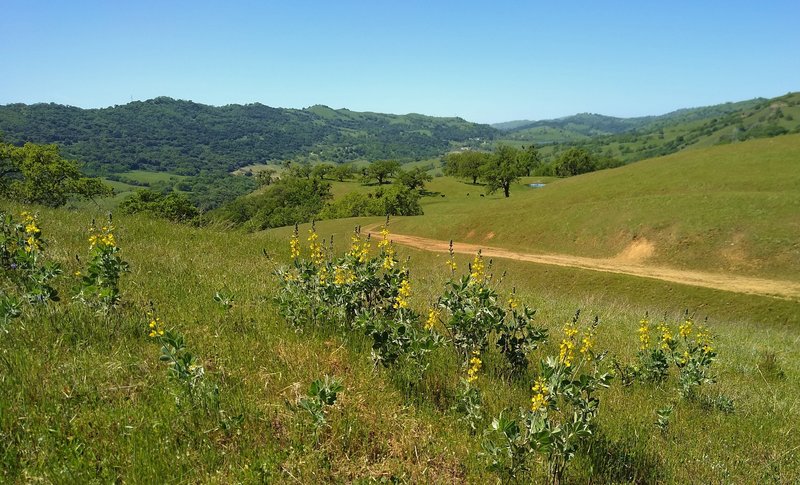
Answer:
493, 93, 800, 164
388, 133, 800, 282
0, 97, 496, 175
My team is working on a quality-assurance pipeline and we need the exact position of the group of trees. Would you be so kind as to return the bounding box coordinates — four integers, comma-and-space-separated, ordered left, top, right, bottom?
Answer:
444, 145, 541, 197
445, 145, 619, 196
215, 159, 428, 231
0, 141, 112, 207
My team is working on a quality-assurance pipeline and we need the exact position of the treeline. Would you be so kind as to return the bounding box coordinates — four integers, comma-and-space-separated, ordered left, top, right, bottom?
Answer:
0, 98, 496, 175
444, 145, 621, 197
212, 161, 429, 231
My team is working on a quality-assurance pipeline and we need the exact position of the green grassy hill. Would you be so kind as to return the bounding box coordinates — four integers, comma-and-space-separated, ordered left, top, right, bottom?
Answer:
1, 201, 798, 483
495, 93, 800, 164
389, 134, 800, 282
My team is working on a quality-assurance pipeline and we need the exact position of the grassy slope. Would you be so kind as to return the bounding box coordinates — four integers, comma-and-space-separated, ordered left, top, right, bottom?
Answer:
389, 134, 800, 282
2, 205, 798, 483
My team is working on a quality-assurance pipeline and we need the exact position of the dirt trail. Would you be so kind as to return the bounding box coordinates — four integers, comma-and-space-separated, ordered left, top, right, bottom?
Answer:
365, 227, 800, 301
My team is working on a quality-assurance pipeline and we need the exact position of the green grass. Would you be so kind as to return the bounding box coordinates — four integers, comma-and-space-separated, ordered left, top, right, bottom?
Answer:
389, 134, 800, 282
116, 170, 188, 185
1, 204, 799, 482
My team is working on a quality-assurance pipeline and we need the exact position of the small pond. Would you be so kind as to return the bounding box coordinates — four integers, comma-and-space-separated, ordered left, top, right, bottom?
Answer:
528, 183, 546, 188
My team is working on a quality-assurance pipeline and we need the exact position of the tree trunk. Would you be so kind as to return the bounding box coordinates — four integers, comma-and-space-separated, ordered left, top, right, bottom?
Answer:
503, 182, 510, 197
472, 175, 478, 184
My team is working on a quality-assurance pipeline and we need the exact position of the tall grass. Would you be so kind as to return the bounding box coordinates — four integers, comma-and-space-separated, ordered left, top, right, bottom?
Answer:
1, 204, 797, 482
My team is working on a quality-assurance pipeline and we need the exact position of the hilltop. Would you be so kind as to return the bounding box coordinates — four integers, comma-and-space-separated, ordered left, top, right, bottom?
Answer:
493, 93, 800, 163
0, 97, 495, 175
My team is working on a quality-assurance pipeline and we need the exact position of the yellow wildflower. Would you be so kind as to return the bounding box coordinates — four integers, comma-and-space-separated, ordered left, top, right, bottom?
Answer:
425, 308, 440, 330
147, 314, 165, 338
579, 330, 594, 360
333, 266, 355, 285
25, 235, 39, 253
289, 230, 300, 260
638, 318, 651, 350
507, 293, 520, 310
530, 377, 549, 412
469, 251, 485, 283
25, 222, 40, 235
393, 278, 411, 309
377, 227, 390, 249
679, 319, 693, 339
559, 321, 578, 367
307, 229, 323, 265
466, 350, 482, 383
657, 321, 673, 350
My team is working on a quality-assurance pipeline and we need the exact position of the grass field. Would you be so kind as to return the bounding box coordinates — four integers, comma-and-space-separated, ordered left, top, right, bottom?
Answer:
388, 134, 800, 282
2, 131, 799, 483
1, 203, 798, 483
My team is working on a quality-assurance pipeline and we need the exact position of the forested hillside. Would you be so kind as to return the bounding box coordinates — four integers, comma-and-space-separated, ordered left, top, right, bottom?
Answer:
0, 97, 496, 175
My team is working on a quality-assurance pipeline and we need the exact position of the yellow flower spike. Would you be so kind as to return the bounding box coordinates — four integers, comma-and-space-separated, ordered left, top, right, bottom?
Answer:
469, 251, 485, 283
466, 350, 482, 383
393, 278, 411, 309
530, 377, 550, 412
425, 308, 440, 330
289, 227, 300, 260
638, 318, 651, 350
679, 319, 693, 339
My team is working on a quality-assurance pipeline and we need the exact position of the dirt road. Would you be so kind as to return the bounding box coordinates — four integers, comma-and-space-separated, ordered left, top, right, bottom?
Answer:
365, 228, 800, 301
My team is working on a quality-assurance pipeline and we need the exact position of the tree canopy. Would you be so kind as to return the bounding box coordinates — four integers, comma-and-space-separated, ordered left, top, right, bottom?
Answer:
482, 145, 527, 197
0, 142, 112, 207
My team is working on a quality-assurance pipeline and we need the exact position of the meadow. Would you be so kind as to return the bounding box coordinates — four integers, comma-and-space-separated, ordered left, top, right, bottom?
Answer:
1, 197, 798, 483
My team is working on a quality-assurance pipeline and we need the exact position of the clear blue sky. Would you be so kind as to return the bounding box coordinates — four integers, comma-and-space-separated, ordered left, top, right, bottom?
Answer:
1, 0, 798, 123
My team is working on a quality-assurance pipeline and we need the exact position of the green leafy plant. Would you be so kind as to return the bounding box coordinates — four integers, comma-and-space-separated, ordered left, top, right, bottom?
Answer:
452, 378, 484, 433
148, 312, 219, 412
213, 289, 235, 312
0, 211, 62, 304
74, 216, 129, 311
483, 315, 612, 484
298, 375, 344, 429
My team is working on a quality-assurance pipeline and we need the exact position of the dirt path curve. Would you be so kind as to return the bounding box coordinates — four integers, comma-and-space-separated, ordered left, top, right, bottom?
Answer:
364, 226, 800, 301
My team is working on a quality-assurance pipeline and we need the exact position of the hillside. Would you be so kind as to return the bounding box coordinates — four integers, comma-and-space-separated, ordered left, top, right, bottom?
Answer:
0, 97, 496, 175
388, 134, 800, 282
494, 93, 800, 164
1, 200, 798, 482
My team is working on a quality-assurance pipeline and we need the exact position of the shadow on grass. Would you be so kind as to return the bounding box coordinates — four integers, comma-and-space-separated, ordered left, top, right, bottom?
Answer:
578, 430, 665, 484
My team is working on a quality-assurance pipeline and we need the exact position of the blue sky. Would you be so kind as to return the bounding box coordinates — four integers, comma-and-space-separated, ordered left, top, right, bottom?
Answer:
1, 1, 798, 123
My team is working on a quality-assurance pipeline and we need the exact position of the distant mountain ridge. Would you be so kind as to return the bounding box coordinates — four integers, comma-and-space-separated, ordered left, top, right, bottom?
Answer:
0, 97, 495, 175
493, 93, 800, 162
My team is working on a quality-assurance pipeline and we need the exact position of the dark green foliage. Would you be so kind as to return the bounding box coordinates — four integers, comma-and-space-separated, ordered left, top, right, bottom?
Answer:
364, 160, 401, 185
482, 145, 527, 197
395, 166, 432, 190
444, 151, 490, 184
317, 184, 423, 219
0, 98, 496, 174
554, 148, 597, 177
214, 176, 332, 230
119, 190, 200, 222
0, 142, 112, 207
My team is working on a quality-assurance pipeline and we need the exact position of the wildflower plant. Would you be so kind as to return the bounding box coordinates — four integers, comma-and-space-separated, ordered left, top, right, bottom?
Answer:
0, 211, 62, 303
74, 216, 129, 311
297, 375, 344, 430
483, 314, 612, 484
148, 311, 219, 412
438, 251, 546, 373
627, 312, 719, 399
276, 223, 440, 374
